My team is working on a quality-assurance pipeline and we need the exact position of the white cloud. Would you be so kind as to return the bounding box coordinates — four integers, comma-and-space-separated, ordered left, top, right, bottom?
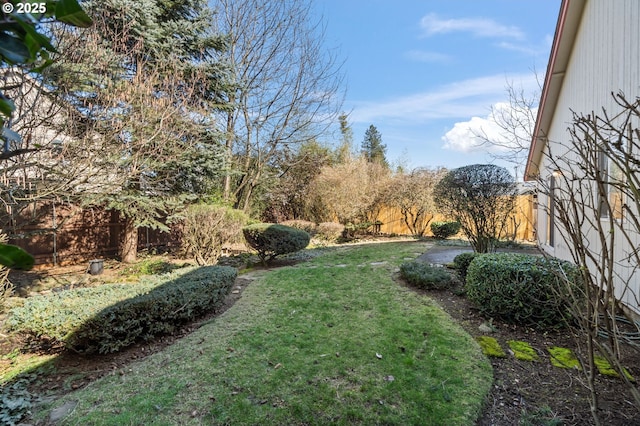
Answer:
442, 102, 538, 153
420, 13, 525, 40
350, 73, 538, 124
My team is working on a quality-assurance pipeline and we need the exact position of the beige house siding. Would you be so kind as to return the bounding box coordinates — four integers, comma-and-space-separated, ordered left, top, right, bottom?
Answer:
533, 0, 640, 312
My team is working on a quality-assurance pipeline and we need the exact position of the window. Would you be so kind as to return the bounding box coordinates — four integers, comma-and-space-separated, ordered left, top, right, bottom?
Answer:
547, 174, 555, 247
598, 151, 624, 220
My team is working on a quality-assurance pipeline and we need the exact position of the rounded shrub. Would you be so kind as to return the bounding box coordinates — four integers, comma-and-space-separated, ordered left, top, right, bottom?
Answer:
466, 253, 580, 329
430, 221, 461, 239
242, 223, 311, 264
399, 261, 452, 290
453, 252, 480, 282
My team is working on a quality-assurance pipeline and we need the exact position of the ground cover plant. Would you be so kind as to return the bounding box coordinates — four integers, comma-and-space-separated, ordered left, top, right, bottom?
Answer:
399, 261, 452, 290
36, 242, 492, 425
8, 266, 237, 353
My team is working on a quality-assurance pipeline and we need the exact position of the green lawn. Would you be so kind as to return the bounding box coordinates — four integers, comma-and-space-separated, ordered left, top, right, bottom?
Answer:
38, 241, 492, 425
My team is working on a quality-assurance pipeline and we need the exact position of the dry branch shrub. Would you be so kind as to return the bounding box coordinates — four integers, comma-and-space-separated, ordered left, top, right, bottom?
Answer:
281, 220, 318, 236
0, 233, 13, 313
181, 204, 249, 265
309, 157, 390, 226
316, 222, 344, 242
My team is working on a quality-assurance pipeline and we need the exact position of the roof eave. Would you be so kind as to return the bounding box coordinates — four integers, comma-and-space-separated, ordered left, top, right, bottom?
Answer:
524, 0, 587, 181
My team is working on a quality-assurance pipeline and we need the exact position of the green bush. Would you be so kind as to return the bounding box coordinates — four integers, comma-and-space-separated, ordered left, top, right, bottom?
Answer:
453, 252, 480, 282
430, 221, 461, 239
466, 253, 580, 329
399, 261, 452, 290
242, 223, 310, 264
7, 266, 237, 353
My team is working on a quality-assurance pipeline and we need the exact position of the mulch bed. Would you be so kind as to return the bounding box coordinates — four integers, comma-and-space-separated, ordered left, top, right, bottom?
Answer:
416, 282, 640, 425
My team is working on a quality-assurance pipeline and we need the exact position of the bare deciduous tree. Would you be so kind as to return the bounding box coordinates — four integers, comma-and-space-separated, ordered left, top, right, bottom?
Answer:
214, 0, 344, 211
473, 79, 541, 179
0, 68, 106, 232
309, 156, 390, 230
384, 167, 446, 237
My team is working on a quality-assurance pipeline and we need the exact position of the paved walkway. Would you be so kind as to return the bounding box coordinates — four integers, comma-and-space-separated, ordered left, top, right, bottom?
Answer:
416, 245, 473, 264
417, 243, 542, 265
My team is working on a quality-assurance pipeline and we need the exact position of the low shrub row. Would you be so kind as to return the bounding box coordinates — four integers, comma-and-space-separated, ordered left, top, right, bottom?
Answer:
465, 253, 580, 329
7, 266, 237, 353
399, 261, 452, 290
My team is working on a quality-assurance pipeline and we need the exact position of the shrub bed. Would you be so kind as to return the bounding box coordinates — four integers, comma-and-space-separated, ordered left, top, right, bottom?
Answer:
399, 261, 452, 290
243, 223, 310, 263
430, 221, 461, 239
466, 253, 580, 329
7, 266, 237, 353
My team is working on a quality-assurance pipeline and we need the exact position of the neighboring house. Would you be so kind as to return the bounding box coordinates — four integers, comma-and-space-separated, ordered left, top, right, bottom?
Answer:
525, 0, 640, 314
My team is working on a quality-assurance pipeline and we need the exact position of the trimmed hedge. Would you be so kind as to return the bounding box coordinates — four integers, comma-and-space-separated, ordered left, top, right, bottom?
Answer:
7, 266, 237, 353
243, 223, 310, 263
466, 253, 580, 329
399, 261, 452, 290
430, 221, 461, 239
453, 252, 480, 282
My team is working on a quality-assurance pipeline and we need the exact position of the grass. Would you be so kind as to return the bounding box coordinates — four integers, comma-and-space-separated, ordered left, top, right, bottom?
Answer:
32, 241, 492, 425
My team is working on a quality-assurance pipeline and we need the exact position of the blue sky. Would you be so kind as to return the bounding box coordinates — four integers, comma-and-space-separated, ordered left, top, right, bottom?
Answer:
314, 1, 561, 178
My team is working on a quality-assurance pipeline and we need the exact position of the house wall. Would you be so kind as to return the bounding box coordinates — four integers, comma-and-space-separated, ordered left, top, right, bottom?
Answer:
538, 0, 640, 312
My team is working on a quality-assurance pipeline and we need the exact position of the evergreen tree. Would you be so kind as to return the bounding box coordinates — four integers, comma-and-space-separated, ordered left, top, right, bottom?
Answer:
336, 113, 354, 163
50, 0, 231, 262
361, 124, 388, 167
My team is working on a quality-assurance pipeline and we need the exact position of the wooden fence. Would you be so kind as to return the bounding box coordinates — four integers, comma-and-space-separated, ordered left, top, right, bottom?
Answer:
376, 194, 536, 241
3, 201, 179, 266
2, 194, 536, 266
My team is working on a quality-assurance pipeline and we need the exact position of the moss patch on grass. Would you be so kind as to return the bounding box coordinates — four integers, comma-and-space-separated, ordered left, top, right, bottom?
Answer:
508, 340, 539, 362
548, 346, 581, 370
476, 336, 506, 358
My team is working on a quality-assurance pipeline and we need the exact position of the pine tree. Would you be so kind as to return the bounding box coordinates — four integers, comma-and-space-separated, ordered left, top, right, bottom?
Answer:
361, 124, 388, 168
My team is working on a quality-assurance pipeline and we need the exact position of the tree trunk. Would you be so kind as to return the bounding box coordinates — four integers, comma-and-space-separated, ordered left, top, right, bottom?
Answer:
121, 217, 138, 263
